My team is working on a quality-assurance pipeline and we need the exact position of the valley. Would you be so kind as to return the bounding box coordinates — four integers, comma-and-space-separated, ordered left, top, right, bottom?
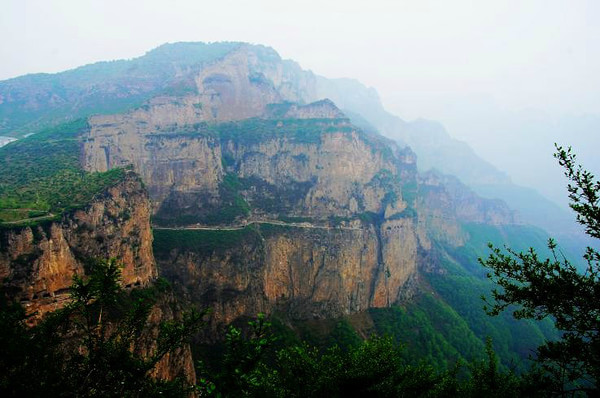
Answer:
0, 41, 587, 395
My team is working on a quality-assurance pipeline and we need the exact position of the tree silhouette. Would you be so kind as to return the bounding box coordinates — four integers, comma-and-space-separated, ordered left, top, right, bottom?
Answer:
481, 145, 600, 395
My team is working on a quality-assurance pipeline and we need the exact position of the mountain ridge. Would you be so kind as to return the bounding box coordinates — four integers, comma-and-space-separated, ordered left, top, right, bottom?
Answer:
0, 41, 562, 371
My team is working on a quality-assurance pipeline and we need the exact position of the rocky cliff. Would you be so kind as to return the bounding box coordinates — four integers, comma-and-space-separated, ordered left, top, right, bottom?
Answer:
77, 43, 519, 329
80, 65, 428, 324
0, 41, 556, 383
156, 219, 420, 331
417, 170, 518, 247
2, 41, 520, 328
145, 118, 424, 327
0, 170, 196, 382
0, 171, 155, 321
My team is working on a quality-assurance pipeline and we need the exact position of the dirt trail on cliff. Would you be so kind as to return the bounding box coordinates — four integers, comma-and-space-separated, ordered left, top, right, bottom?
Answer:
152, 219, 362, 231
1, 212, 55, 225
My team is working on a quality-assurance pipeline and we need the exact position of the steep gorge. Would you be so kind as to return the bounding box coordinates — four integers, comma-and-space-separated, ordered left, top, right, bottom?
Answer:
0, 42, 529, 370
76, 44, 517, 330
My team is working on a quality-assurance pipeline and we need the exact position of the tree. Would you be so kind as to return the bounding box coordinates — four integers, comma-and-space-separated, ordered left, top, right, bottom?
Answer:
0, 258, 204, 397
197, 315, 543, 397
481, 145, 600, 395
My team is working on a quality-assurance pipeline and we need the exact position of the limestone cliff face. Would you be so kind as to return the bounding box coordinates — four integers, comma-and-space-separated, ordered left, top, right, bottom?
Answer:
263, 99, 346, 119
229, 129, 401, 218
81, 46, 319, 212
77, 43, 520, 329
419, 171, 517, 223
80, 87, 433, 328
0, 171, 156, 322
157, 221, 420, 330
83, 98, 409, 222
84, 120, 224, 211
146, 121, 419, 325
0, 171, 195, 383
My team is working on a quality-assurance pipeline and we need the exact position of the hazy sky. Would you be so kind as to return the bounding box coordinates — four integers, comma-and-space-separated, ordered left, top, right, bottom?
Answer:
2, 0, 599, 206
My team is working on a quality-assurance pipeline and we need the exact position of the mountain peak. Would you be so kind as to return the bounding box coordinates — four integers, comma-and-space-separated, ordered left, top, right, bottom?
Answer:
140, 41, 282, 66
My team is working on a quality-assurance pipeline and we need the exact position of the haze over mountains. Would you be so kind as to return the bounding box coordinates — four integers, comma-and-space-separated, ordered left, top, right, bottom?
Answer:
0, 41, 584, 384
2, 0, 598, 392
0, 41, 583, 245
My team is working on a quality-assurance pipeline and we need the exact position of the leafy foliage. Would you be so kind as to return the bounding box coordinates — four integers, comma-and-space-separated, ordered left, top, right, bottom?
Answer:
369, 295, 484, 369
196, 315, 550, 398
481, 145, 600, 394
153, 226, 260, 257
217, 118, 350, 145
0, 258, 203, 397
429, 232, 557, 369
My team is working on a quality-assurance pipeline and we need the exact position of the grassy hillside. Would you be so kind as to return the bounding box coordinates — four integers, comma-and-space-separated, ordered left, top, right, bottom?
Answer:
0, 119, 127, 225
421, 223, 558, 369
0, 42, 243, 136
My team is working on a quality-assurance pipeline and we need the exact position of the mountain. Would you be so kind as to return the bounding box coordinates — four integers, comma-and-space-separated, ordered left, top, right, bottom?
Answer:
0, 41, 575, 240
0, 42, 244, 137
312, 76, 587, 247
0, 42, 560, 373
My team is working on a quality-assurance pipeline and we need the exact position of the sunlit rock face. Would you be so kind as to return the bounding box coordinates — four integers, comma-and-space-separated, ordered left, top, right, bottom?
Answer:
79, 44, 517, 329
0, 42, 525, 383
0, 172, 196, 383
0, 171, 156, 323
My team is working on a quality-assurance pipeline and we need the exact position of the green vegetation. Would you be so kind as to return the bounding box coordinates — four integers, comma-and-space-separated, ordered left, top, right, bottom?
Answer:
194, 315, 551, 397
481, 146, 600, 394
153, 172, 251, 226
401, 181, 418, 206
370, 294, 484, 369
209, 173, 250, 224
269, 297, 487, 372
236, 175, 314, 215
0, 258, 203, 397
358, 211, 381, 224
216, 118, 346, 145
458, 223, 554, 277
426, 252, 555, 370
0, 42, 243, 137
0, 120, 127, 225
153, 226, 260, 257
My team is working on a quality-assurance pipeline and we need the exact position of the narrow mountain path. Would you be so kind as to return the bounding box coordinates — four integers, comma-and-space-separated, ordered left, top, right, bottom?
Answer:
152, 219, 363, 231
1, 213, 55, 225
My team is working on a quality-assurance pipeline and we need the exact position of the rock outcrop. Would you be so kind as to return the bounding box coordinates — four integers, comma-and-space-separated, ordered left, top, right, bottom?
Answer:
78, 44, 518, 328
0, 171, 156, 322
0, 41, 538, 388
3, 41, 521, 330
82, 81, 428, 325
0, 170, 196, 383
